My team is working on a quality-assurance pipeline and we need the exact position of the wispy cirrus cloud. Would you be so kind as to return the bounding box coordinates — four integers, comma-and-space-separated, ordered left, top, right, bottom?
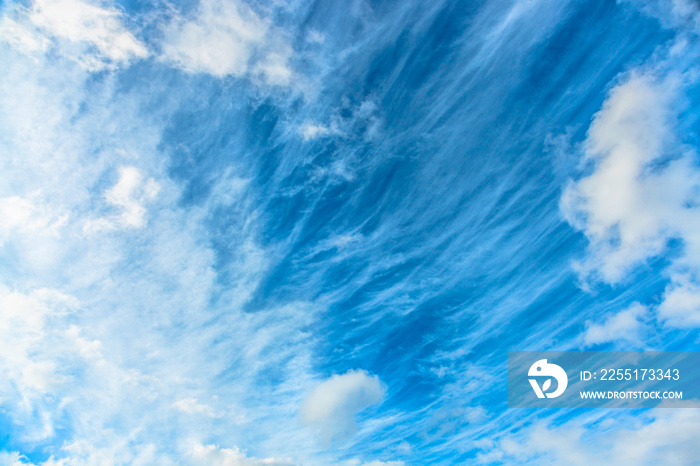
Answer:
2, 0, 700, 464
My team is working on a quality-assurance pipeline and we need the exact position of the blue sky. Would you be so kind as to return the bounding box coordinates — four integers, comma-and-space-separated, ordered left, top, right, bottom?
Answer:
0, 0, 699, 464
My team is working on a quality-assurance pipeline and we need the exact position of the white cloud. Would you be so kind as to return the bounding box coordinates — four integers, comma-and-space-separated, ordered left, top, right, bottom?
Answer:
173, 398, 221, 418
84, 166, 160, 232
561, 70, 700, 327
0, 20, 314, 462
0, 0, 147, 70
658, 276, 700, 327
188, 444, 294, 466
0, 451, 65, 466
0, 2, 335, 464
344, 461, 405, 466
299, 369, 386, 443
297, 99, 383, 143
300, 122, 332, 141
255, 44, 293, 86
0, 287, 90, 441
626, 0, 700, 33
0, 17, 49, 54
162, 0, 293, 85
560, 73, 688, 283
306, 30, 325, 44
104, 166, 160, 227
477, 407, 700, 465
358, 463, 404, 466
582, 303, 648, 346
0, 195, 68, 239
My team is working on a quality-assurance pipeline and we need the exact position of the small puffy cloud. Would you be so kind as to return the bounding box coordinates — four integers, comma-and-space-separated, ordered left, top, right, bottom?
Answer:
300, 369, 386, 443
300, 122, 332, 141
255, 44, 293, 86
172, 398, 221, 418
658, 277, 700, 327
84, 166, 160, 232
188, 444, 294, 466
162, 0, 292, 85
104, 166, 160, 228
582, 303, 648, 347
0, 0, 148, 70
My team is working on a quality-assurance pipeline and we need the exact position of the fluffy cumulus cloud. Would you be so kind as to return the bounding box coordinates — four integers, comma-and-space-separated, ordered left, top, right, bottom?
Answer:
300, 370, 386, 443
0, 0, 147, 70
161, 0, 292, 85
83, 166, 160, 232
477, 407, 700, 465
658, 275, 700, 326
560, 72, 696, 283
561, 60, 700, 328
